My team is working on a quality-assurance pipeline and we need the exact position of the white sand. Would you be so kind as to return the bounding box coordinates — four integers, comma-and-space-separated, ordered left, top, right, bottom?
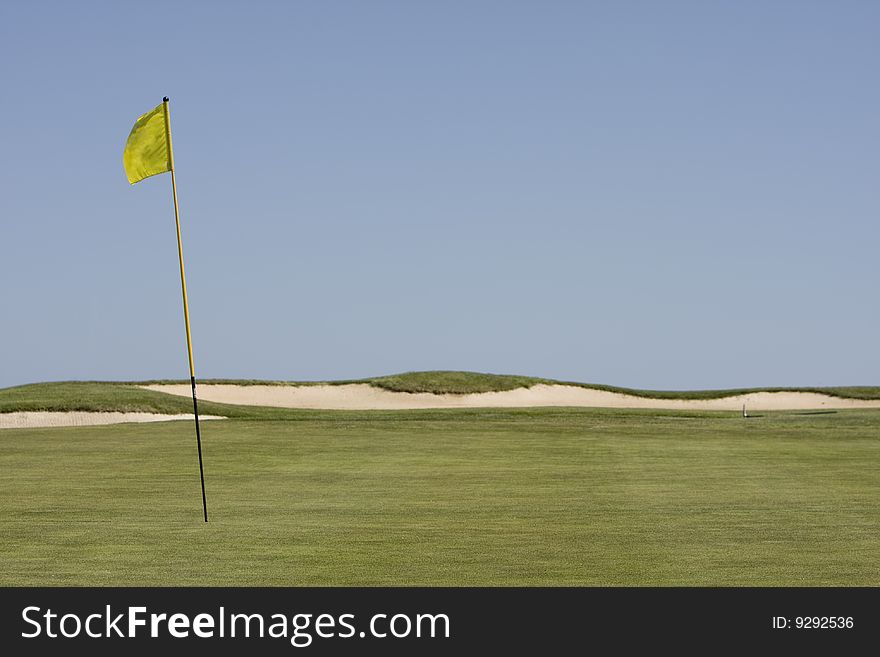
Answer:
0, 412, 225, 430
142, 383, 880, 411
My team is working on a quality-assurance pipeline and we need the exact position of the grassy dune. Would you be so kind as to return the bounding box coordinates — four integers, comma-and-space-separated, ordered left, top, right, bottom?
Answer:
367, 371, 880, 399
2, 371, 880, 415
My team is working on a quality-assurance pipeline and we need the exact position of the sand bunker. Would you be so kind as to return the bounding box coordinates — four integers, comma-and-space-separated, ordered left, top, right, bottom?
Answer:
0, 412, 225, 430
143, 383, 880, 411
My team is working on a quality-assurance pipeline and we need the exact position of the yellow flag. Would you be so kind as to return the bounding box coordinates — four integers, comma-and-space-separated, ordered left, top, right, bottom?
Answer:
123, 102, 172, 184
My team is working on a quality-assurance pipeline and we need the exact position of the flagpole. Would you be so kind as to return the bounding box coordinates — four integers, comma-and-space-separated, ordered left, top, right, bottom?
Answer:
163, 96, 209, 523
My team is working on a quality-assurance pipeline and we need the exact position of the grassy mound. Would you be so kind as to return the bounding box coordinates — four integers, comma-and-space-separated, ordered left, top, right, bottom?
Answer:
2, 371, 880, 414
0, 382, 241, 416
365, 371, 880, 400
366, 371, 554, 394
241, 370, 880, 400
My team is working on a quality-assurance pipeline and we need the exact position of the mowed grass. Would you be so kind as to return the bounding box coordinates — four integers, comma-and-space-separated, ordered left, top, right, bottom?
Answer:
1, 405, 879, 585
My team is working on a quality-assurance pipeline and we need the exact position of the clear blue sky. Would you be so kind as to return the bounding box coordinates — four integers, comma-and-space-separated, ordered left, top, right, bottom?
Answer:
2, 1, 878, 390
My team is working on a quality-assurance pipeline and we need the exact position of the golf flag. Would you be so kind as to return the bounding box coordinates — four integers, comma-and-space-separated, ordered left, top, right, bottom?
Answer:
123, 102, 172, 184
124, 97, 209, 522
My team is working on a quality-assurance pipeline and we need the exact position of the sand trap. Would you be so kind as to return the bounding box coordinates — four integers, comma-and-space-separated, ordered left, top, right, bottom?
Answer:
143, 383, 880, 411
0, 412, 225, 430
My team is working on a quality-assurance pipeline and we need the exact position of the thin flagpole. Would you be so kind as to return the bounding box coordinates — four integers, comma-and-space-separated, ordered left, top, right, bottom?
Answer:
163, 96, 209, 523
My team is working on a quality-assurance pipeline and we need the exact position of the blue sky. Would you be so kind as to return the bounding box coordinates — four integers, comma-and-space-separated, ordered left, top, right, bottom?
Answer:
1, 1, 878, 389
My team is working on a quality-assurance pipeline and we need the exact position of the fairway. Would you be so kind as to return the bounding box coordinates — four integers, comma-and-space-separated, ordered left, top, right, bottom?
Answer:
2, 405, 878, 586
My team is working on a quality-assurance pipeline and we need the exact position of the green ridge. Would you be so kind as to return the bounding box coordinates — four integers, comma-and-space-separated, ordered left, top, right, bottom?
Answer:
2, 371, 880, 414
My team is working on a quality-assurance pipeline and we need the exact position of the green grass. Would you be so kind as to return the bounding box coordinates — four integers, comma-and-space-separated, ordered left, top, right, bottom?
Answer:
0, 382, 209, 414
1, 404, 879, 585
367, 370, 555, 394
